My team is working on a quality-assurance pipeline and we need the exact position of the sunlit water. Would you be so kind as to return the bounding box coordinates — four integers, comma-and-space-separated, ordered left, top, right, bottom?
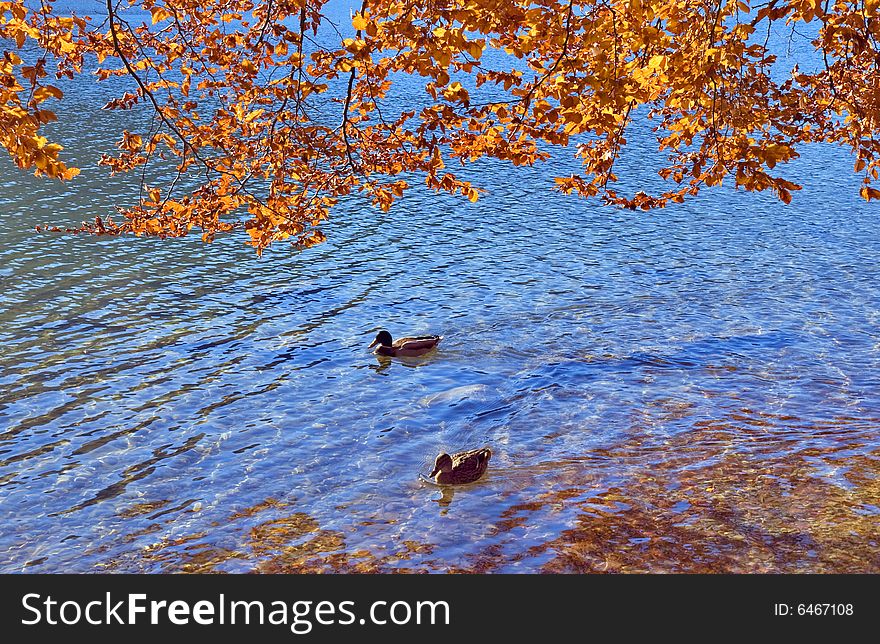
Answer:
1, 3, 879, 573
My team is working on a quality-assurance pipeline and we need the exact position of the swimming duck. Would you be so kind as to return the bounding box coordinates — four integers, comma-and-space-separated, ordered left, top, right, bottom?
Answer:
428, 447, 492, 485
369, 330, 442, 357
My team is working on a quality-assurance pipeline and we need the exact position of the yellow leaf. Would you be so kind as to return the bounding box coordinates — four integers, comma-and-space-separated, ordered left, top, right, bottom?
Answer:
352, 12, 368, 31
32, 86, 62, 104
647, 55, 667, 72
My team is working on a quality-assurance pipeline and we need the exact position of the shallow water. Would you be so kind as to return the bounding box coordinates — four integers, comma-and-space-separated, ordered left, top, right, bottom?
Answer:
1, 3, 879, 573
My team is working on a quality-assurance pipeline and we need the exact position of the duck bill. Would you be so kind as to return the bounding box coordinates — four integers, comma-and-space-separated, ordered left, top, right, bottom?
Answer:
429, 466, 440, 478
368, 338, 380, 348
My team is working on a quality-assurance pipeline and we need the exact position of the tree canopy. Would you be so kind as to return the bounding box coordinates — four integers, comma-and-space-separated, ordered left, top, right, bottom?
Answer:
2, 0, 879, 252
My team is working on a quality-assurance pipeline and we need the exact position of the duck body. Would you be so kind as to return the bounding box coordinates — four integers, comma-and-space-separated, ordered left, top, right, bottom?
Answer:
429, 447, 492, 485
369, 330, 441, 357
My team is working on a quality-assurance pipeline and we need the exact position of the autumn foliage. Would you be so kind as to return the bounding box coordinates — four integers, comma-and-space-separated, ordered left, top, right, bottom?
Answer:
2, 0, 879, 252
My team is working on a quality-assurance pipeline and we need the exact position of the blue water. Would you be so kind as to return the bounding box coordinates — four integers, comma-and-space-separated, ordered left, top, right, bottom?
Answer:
1, 2, 878, 573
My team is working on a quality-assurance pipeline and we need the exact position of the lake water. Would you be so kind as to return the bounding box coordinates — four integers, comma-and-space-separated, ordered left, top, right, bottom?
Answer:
1, 3, 879, 573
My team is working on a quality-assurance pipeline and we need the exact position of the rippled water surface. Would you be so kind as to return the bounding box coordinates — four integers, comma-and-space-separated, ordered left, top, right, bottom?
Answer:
2, 4, 880, 573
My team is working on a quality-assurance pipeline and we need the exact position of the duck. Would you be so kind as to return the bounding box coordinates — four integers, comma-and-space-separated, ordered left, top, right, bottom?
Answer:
368, 329, 442, 357
428, 447, 492, 485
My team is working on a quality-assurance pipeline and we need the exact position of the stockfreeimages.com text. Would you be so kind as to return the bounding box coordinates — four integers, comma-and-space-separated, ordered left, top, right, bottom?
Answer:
21, 593, 450, 634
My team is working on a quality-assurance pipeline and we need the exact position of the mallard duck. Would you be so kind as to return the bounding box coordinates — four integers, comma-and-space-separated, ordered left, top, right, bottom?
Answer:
369, 329, 442, 357
428, 447, 492, 485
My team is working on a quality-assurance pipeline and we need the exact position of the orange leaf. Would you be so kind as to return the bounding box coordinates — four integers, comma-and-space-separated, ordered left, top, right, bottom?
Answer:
151, 6, 172, 24
860, 186, 880, 201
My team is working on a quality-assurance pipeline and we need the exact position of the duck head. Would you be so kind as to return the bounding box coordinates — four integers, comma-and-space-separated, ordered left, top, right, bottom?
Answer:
369, 330, 393, 349
429, 453, 453, 478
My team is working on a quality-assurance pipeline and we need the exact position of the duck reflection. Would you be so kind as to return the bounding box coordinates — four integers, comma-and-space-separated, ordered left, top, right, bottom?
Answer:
369, 352, 440, 373
434, 486, 456, 511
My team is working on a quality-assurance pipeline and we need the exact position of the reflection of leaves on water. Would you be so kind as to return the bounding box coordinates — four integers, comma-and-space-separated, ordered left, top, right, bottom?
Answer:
227, 497, 287, 521
251, 514, 343, 574
465, 434, 880, 573
249, 513, 320, 550
104, 497, 440, 573
120, 522, 164, 545
100, 408, 880, 573
116, 499, 170, 519
538, 456, 879, 574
